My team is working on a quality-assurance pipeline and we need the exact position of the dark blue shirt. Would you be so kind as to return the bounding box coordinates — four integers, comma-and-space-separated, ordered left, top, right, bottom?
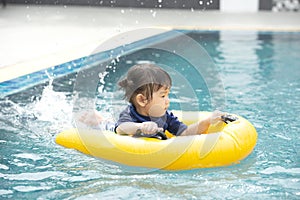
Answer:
115, 105, 187, 136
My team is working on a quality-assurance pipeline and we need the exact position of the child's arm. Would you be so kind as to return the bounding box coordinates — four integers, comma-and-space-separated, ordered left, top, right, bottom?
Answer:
180, 111, 223, 136
116, 121, 163, 135
180, 119, 210, 136
116, 122, 141, 135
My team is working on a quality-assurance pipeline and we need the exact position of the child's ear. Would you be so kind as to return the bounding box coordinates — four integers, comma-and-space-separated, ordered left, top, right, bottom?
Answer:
136, 94, 148, 107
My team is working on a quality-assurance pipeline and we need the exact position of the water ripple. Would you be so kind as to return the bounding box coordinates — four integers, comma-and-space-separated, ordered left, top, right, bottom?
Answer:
13, 185, 52, 193
2, 171, 66, 181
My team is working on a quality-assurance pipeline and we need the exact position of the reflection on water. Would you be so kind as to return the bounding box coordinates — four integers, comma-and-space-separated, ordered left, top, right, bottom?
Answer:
0, 31, 300, 199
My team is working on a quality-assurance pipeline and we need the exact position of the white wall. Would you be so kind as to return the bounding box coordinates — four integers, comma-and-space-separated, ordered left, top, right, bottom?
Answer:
220, 0, 259, 12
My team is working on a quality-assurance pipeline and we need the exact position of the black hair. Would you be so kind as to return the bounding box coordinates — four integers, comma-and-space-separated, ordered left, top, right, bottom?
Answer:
118, 64, 172, 104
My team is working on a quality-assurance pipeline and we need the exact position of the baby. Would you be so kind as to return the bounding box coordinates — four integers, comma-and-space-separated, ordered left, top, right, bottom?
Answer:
115, 64, 223, 136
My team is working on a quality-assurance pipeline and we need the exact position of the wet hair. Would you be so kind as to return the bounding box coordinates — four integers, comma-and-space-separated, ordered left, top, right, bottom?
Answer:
118, 64, 172, 104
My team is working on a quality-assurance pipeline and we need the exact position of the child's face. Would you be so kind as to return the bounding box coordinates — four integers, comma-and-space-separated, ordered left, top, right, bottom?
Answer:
145, 86, 170, 117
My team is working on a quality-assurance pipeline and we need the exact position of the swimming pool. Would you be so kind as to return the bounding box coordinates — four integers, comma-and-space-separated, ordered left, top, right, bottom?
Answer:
0, 30, 299, 199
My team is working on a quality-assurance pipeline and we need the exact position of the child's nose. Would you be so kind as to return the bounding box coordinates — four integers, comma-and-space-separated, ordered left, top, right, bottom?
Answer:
165, 96, 170, 104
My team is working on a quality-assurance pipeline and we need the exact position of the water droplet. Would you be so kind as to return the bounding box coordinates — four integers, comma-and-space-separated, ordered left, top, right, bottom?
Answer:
98, 85, 104, 93
121, 9, 125, 14
152, 11, 157, 17
98, 71, 109, 84
199, 1, 203, 5
116, 55, 120, 62
126, 60, 133, 64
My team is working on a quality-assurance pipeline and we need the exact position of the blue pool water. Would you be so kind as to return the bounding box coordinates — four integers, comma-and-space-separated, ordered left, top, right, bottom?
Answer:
0, 31, 300, 199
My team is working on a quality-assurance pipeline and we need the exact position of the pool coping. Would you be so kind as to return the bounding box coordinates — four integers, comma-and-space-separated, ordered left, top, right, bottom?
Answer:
0, 28, 170, 82
0, 29, 182, 97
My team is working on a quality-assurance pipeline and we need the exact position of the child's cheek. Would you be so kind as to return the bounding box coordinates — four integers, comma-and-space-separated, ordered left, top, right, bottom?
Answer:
148, 104, 165, 117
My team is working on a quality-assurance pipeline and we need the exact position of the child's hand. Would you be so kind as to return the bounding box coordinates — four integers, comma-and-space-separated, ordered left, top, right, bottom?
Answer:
76, 110, 104, 126
209, 110, 224, 124
139, 121, 163, 135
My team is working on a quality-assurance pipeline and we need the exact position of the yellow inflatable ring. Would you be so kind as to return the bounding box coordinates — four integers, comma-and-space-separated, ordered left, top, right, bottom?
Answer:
55, 111, 257, 170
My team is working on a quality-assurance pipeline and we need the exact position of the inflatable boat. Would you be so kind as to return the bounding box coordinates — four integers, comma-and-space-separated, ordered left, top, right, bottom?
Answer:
55, 111, 257, 170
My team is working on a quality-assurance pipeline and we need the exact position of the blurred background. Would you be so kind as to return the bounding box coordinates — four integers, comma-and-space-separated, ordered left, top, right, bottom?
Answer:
1, 0, 299, 83
2, 0, 300, 11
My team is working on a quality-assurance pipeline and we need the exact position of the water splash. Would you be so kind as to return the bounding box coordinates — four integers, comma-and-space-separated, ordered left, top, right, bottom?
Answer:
0, 78, 73, 139
32, 80, 73, 134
